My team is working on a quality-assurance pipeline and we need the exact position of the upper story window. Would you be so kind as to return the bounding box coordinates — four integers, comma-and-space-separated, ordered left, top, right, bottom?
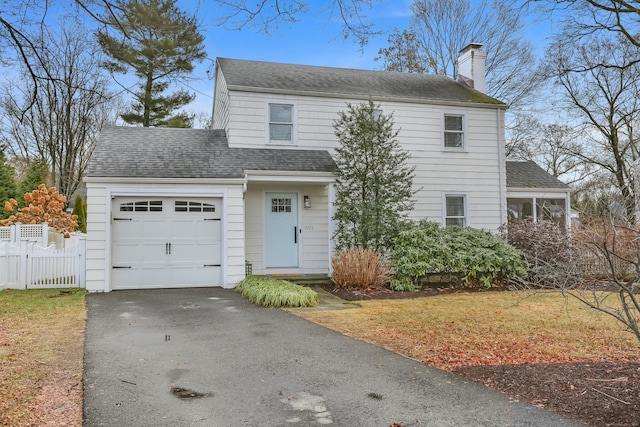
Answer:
445, 194, 466, 227
269, 103, 294, 144
443, 114, 465, 150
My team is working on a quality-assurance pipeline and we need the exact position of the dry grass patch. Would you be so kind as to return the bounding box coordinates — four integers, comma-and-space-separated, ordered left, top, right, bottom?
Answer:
0, 289, 86, 426
294, 291, 640, 370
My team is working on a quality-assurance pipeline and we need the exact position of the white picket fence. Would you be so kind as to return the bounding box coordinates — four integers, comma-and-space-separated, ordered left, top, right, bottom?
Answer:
0, 223, 86, 290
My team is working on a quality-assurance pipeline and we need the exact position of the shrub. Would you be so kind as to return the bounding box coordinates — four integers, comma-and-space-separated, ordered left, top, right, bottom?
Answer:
0, 184, 78, 237
235, 275, 318, 307
504, 219, 583, 288
331, 248, 393, 290
392, 221, 526, 288
71, 195, 87, 233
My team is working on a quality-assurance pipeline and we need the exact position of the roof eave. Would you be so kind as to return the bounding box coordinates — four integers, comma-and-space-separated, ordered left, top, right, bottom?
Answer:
84, 176, 246, 185
507, 186, 572, 193
244, 170, 336, 183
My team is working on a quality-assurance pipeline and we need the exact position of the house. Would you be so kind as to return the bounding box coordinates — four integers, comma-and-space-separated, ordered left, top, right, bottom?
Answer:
84, 44, 563, 292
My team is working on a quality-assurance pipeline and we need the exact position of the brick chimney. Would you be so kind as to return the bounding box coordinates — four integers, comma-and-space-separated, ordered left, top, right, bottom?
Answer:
457, 43, 486, 93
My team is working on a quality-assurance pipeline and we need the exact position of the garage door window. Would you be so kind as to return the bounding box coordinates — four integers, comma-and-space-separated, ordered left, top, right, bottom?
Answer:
119, 201, 163, 212
175, 201, 216, 212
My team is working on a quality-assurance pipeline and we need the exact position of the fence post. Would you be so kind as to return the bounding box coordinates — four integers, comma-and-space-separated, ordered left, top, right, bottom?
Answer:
42, 223, 49, 246
78, 236, 86, 288
18, 240, 27, 290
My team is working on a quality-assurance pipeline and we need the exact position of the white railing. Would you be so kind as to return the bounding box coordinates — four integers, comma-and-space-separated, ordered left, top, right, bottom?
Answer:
0, 224, 86, 290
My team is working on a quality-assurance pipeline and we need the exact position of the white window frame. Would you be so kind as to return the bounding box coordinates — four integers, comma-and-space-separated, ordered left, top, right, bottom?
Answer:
442, 113, 466, 151
266, 100, 297, 145
443, 193, 467, 227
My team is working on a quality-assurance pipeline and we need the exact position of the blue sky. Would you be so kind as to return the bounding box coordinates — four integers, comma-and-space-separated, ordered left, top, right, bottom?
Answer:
182, 0, 557, 118
184, 0, 416, 115
27, 0, 556, 122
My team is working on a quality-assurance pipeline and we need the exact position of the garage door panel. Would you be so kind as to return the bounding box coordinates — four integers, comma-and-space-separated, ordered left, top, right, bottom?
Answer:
111, 197, 222, 290
171, 266, 221, 287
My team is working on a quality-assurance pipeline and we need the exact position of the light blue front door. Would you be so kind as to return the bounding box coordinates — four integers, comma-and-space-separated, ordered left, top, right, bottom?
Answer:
265, 192, 299, 267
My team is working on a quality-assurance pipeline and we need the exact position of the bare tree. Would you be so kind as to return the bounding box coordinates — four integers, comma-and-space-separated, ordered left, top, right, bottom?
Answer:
507, 218, 640, 343
542, 31, 640, 216
0, 0, 383, 105
377, 0, 539, 109
214, 0, 383, 48
533, 0, 640, 54
0, 23, 119, 200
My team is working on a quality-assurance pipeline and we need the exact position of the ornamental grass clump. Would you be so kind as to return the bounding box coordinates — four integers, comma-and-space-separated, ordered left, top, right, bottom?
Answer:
331, 248, 393, 291
235, 275, 318, 307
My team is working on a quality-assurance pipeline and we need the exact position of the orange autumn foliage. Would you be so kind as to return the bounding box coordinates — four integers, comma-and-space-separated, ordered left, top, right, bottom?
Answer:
0, 184, 78, 237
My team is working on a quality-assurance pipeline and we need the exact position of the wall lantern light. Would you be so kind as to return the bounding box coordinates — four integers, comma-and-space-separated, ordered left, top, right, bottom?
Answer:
304, 195, 311, 208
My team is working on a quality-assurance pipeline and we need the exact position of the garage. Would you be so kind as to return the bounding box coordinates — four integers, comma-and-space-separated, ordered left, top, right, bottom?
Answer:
111, 197, 222, 290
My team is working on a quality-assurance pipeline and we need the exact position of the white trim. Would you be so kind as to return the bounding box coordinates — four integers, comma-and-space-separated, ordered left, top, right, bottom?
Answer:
441, 111, 468, 151
496, 109, 506, 225
265, 99, 298, 145
328, 183, 336, 275
442, 193, 468, 227
245, 170, 336, 183
85, 177, 245, 185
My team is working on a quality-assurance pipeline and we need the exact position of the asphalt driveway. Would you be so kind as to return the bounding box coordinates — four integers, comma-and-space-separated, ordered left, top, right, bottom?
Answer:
83, 288, 584, 426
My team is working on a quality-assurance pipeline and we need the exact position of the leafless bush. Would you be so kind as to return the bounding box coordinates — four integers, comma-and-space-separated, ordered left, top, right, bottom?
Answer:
331, 249, 393, 291
505, 220, 583, 290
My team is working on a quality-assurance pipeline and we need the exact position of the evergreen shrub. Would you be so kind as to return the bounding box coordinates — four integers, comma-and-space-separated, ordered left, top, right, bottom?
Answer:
391, 221, 526, 289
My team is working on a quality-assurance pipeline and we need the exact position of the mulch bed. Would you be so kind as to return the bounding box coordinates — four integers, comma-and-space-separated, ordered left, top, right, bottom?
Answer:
316, 282, 640, 427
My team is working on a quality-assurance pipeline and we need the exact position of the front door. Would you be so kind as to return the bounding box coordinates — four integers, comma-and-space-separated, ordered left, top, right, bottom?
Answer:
265, 192, 299, 268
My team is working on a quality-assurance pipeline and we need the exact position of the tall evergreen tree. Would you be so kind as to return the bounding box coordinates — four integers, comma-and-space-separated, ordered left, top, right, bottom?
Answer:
96, 0, 206, 127
332, 99, 416, 253
0, 150, 17, 220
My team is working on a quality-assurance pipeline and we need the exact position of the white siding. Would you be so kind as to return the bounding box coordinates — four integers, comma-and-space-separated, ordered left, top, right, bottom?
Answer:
244, 183, 329, 275
216, 90, 506, 231
212, 68, 230, 134
85, 184, 108, 292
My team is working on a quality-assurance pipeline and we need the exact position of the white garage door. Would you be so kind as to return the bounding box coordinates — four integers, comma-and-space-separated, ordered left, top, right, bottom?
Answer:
111, 197, 222, 290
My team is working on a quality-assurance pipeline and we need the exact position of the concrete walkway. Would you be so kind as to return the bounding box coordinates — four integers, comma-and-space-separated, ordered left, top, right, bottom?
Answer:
83, 288, 585, 426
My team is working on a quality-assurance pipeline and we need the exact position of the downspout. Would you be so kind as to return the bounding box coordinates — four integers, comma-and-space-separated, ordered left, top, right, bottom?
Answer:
497, 108, 506, 226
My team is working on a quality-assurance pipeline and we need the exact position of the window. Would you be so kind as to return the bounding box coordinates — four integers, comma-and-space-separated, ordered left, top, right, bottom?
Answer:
119, 201, 162, 212
445, 195, 466, 227
271, 198, 292, 213
444, 114, 464, 149
269, 104, 293, 143
175, 201, 216, 213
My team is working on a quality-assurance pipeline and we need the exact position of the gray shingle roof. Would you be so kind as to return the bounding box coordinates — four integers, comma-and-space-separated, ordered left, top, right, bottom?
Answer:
506, 161, 570, 190
86, 127, 335, 179
217, 58, 505, 106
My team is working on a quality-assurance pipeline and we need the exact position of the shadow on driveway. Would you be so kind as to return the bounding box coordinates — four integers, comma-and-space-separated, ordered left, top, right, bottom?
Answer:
83, 288, 584, 426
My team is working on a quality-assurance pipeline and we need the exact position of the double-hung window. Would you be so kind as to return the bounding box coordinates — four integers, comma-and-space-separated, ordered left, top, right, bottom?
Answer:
269, 103, 294, 143
445, 195, 466, 227
443, 114, 465, 149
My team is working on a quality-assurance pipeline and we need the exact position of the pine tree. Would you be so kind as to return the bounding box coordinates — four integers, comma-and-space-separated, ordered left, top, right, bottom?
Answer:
0, 151, 17, 220
332, 99, 416, 252
96, 0, 206, 127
